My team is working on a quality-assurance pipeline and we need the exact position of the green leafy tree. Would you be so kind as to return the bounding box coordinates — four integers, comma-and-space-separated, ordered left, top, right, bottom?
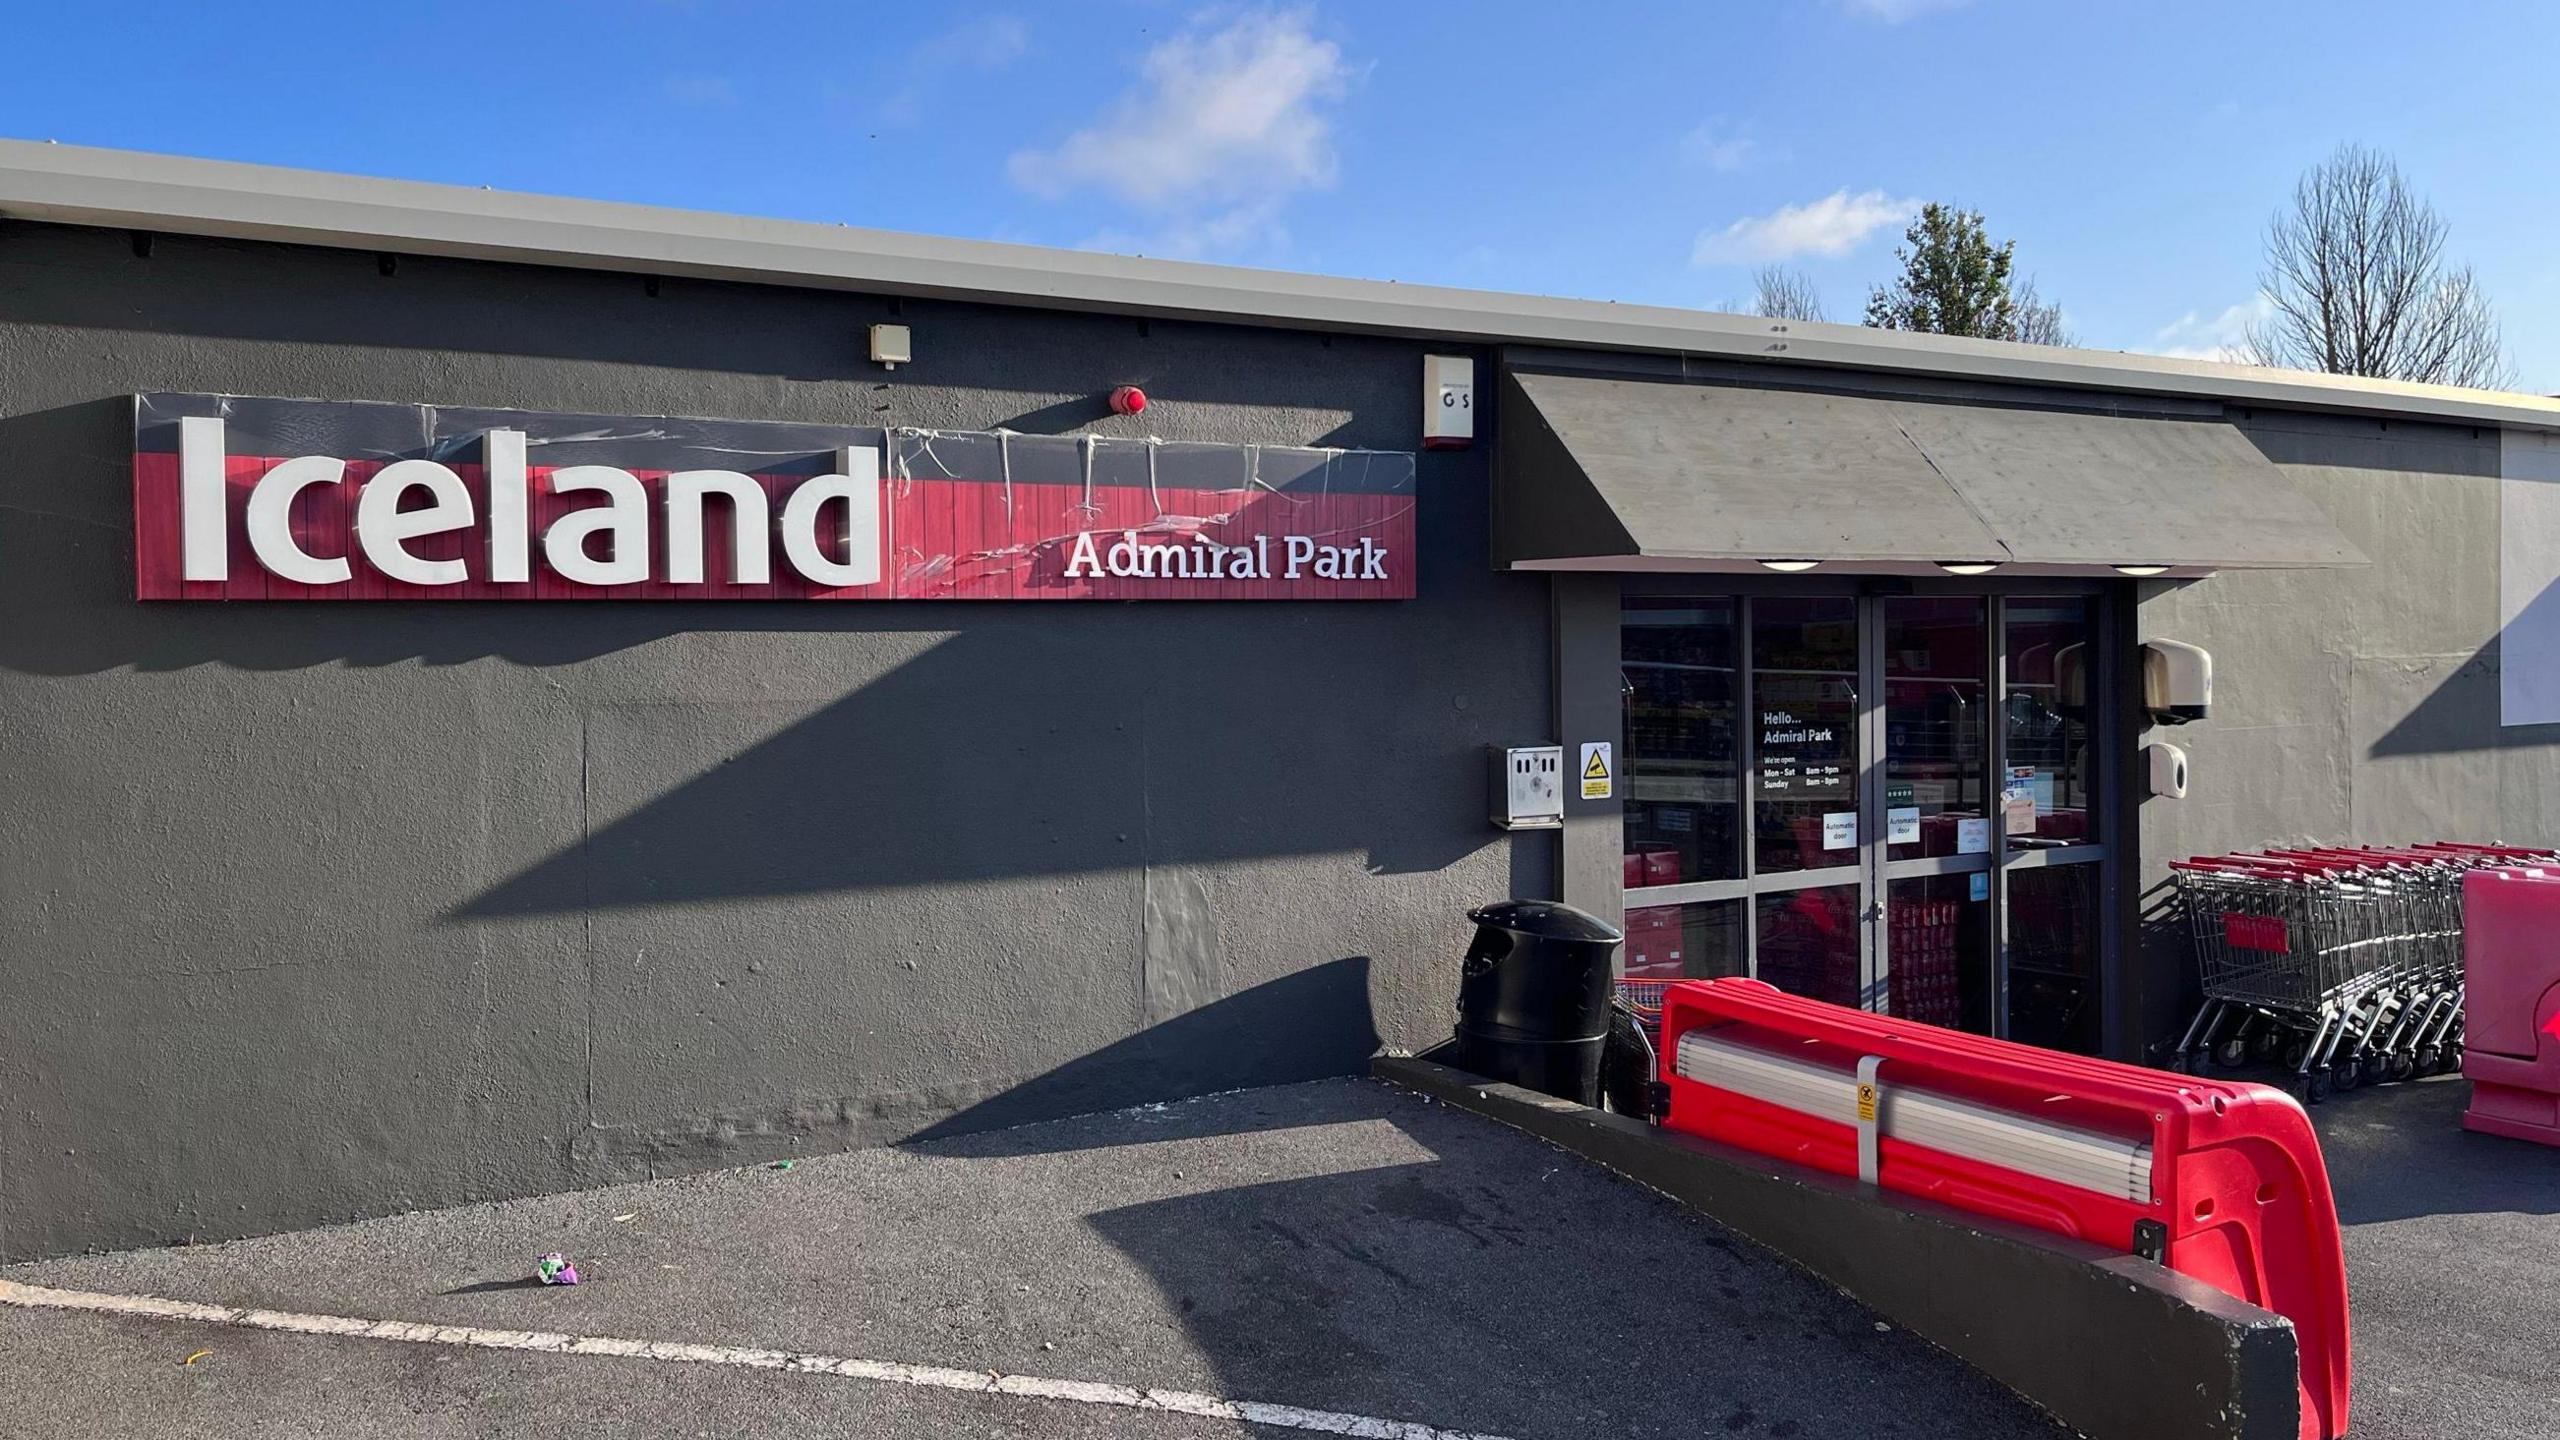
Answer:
1864, 204, 2069, 345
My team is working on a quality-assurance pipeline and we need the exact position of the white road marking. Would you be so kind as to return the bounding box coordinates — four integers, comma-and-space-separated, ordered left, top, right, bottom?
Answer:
0, 1279, 1514, 1440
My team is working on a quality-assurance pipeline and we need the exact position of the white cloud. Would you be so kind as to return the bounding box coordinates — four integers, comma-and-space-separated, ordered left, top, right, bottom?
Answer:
1692, 189, 1917, 266
880, 16, 1031, 126
1682, 121, 1760, 173
1080, 199, 1292, 261
1009, 9, 1349, 212
2145, 295, 2275, 363
1835, 0, 1975, 21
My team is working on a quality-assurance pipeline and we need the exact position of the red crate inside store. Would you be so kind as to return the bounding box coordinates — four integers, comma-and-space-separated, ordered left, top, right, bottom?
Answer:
1888, 897, 1962, 1027
1659, 978, 2351, 1440
1623, 847, 1684, 891
2035, 808, 2088, 843
1622, 905, 1686, 979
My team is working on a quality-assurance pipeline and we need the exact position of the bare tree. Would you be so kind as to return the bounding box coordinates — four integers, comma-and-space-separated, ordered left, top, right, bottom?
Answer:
2010, 276, 2072, 347
1750, 264, 1827, 323
2245, 144, 2510, 389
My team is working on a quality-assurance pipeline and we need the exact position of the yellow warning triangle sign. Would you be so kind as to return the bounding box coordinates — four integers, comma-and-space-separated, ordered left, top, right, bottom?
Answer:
1583, 749, 1609, 780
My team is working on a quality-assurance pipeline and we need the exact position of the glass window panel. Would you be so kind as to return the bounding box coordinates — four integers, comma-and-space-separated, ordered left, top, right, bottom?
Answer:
1753, 884, 1861, 1009
1883, 597, 1990, 862
2008, 863, 2103, 1053
1621, 598, 1742, 885
1617, 900, 1745, 1039
1751, 597, 1860, 874
2004, 598, 2097, 850
1886, 873, 1995, 1035
1620, 900, 1746, 982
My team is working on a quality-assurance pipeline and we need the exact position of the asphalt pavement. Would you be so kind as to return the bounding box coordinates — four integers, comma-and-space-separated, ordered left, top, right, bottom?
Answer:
2308, 1072, 2559, 1440
1, 1077, 2067, 1440
6, 1069, 2546, 1440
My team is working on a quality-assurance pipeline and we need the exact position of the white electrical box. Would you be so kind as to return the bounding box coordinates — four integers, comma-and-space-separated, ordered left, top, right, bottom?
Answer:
870, 323, 912, 369
1489, 744, 1564, 829
1424, 354, 1475, 450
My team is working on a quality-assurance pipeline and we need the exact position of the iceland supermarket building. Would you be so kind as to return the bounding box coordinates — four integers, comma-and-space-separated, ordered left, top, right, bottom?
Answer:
6, 142, 2560, 1259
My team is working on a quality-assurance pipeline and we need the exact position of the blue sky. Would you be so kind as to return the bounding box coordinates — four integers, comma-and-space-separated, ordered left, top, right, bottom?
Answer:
10, 1, 2559, 389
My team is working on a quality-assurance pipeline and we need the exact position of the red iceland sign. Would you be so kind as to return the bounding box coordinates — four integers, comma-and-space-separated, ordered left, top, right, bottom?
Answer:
131, 394, 1419, 601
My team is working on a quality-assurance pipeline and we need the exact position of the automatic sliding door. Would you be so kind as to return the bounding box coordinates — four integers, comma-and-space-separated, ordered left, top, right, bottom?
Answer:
1747, 597, 1864, 1007
1619, 582, 2115, 1052
2002, 597, 2106, 1052
1749, 598, 1861, 878
1753, 885, 1862, 1008
1885, 873, 1995, 1031
1877, 596, 1996, 1031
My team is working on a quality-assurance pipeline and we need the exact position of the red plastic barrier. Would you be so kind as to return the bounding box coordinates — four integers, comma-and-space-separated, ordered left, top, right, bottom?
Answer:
1659, 978, 2351, 1440
2462, 867, 2560, 1146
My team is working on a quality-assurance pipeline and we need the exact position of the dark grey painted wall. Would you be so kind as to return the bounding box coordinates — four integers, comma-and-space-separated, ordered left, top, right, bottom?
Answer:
0, 222, 1554, 1260
2132, 411, 2560, 1053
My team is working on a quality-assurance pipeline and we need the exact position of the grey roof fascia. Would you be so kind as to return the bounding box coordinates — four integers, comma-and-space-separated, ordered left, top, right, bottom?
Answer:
6, 139, 2560, 434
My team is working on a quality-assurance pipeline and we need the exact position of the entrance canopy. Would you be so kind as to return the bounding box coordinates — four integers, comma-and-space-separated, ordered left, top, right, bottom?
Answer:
1496, 369, 2367, 577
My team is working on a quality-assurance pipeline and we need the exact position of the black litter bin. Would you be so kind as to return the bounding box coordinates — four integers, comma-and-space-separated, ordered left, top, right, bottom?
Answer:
1453, 899, 1624, 1105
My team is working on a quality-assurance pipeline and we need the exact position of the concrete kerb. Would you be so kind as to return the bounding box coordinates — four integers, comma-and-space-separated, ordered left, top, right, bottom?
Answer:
1373, 1056, 2302, 1440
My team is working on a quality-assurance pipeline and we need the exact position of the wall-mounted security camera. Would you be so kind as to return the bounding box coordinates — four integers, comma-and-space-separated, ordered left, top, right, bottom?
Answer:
2141, 639, 2211, 725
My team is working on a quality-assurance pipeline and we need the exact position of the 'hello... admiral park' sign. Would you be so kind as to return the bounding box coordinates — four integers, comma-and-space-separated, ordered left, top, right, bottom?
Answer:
133, 394, 1417, 601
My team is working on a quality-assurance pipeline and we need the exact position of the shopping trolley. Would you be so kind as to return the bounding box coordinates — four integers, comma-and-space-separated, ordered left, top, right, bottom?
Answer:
2171, 842, 2559, 1102
1614, 977, 1674, 1038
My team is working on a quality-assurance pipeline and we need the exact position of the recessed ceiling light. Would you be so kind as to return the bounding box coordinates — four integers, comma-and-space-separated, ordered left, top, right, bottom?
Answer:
1937, 561, 2001, 576
2113, 564, 2171, 577
1758, 559, 1819, 573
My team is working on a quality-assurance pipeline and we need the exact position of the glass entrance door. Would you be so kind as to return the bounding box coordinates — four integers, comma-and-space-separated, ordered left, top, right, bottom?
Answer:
1876, 597, 1996, 1031
1620, 585, 2115, 1054
1747, 597, 1863, 1009
1998, 597, 2107, 1052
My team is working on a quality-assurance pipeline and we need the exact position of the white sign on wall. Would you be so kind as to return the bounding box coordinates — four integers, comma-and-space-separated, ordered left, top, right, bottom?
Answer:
2501, 429, 2560, 726
1578, 741, 1612, 800
1422, 354, 1475, 450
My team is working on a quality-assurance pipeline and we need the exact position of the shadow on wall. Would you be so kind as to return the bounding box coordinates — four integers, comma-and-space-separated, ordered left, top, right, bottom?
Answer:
907, 956, 1385, 1155
2134, 875, 2195, 1066
2369, 577, 2560, 757
437, 622, 1487, 917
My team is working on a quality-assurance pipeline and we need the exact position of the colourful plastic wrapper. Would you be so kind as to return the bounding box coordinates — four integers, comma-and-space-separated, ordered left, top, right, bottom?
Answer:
534, 1252, 580, 1286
